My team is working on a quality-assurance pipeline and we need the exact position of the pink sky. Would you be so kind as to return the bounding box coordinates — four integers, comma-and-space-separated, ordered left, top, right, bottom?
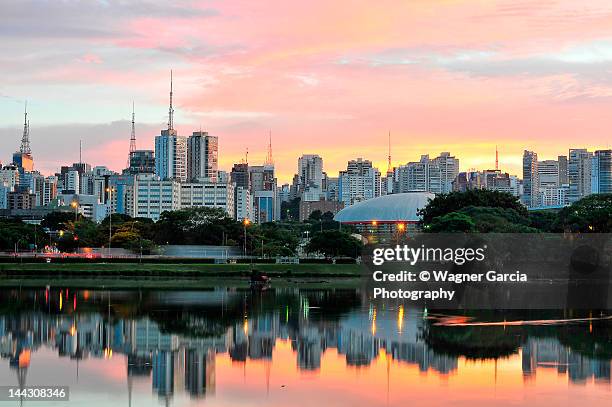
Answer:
2, 0, 612, 182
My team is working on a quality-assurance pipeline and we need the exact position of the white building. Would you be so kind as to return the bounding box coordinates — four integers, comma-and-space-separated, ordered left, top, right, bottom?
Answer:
0, 166, 19, 191
134, 175, 181, 221
395, 152, 459, 195
297, 154, 323, 191
135, 175, 235, 221
568, 149, 592, 202
155, 130, 187, 182
65, 169, 80, 193
235, 186, 252, 221
187, 131, 218, 182
180, 182, 234, 217
338, 158, 381, 206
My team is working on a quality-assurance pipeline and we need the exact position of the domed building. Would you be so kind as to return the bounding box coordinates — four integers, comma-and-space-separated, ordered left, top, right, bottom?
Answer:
334, 192, 434, 240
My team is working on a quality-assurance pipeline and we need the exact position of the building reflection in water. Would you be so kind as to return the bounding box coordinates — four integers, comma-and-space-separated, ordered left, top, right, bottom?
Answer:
0, 288, 610, 405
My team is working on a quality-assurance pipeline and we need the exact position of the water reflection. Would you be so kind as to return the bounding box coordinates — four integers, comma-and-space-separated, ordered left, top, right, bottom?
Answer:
0, 287, 611, 406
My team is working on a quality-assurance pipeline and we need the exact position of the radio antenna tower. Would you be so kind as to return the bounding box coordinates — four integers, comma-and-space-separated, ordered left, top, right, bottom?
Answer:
168, 70, 174, 131
386, 131, 392, 174
265, 130, 274, 165
495, 145, 499, 171
127, 102, 136, 167
20, 101, 31, 155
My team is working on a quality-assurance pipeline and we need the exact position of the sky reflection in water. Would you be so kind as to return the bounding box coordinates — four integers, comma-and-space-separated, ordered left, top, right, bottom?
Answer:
0, 287, 610, 407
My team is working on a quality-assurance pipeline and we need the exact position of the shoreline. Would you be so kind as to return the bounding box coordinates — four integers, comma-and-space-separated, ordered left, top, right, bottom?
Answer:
0, 262, 364, 280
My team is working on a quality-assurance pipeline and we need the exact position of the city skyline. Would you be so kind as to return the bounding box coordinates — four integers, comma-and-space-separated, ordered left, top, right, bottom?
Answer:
3, 1, 612, 182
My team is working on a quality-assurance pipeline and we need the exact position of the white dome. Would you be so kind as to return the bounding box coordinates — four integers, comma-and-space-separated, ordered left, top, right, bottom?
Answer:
334, 192, 434, 223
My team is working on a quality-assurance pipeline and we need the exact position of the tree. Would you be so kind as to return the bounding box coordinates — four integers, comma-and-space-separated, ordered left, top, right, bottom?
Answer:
41, 211, 80, 230
419, 189, 527, 225
0, 219, 42, 250
528, 210, 562, 232
457, 206, 537, 233
557, 194, 612, 232
281, 197, 300, 221
308, 210, 322, 221
306, 230, 364, 258
427, 212, 476, 232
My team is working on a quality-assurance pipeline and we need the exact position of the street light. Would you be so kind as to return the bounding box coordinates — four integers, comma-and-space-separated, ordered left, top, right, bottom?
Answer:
243, 218, 251, 257
71, 201, 79, 222
106, 187, 115, 257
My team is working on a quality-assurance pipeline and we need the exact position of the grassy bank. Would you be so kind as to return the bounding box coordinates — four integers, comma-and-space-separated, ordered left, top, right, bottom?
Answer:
0, 262, 363, 279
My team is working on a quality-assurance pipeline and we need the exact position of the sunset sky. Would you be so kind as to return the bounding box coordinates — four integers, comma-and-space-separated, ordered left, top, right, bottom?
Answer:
2, 0, 612, 182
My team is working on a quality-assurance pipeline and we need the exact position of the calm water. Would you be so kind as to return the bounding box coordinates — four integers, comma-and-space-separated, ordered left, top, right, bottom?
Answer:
0, 285, 611, 406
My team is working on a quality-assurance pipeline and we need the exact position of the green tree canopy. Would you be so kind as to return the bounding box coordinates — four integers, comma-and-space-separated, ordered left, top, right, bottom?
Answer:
419, 189, 527, 225
557, 193, 612, 232
305, 230, 363, 258
427, 212, 476, 233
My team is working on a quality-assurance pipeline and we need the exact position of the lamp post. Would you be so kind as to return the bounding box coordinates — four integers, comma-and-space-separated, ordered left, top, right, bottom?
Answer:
243, 218, 251, 257
106, 187, 115, 257
71, 200, 79, 222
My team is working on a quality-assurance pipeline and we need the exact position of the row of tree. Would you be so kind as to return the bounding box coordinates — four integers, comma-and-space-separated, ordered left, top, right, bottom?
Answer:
420, 189, 612, 233
3, 190, 610, 257
1, 206, 363, 258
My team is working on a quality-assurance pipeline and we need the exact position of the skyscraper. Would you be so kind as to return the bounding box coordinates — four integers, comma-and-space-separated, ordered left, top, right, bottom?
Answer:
297, 154, 323, 192
154, 71, 187, 181
187, 131, 218, 182
522, 150, 539, 208
591, 150, 612, 194
558, 155, 568, 185
568, 149, 592, 202
338, 158, 381, 206
395, 152, 459, 195
155, 132, 187, 181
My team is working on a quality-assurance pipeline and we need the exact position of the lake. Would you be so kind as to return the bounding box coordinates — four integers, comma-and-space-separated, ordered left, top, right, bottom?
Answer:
0, 284, 610, 406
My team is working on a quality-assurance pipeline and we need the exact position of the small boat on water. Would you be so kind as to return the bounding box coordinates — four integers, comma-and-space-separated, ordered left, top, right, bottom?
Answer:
250, 270, 271, 290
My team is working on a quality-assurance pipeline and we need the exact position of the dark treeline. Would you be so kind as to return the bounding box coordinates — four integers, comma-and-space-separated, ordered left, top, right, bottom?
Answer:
0, 207, 362, 258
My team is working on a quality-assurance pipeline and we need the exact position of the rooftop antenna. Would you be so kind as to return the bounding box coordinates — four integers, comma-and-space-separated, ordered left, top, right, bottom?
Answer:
245, 148, 249, 164
20, 101, 31, 155
495, 145, 499, 171
387, 131, 392, 173
127, 102, 136, 167
265, 130, 273, 165
168, 70, 174, 131
79, 140, 82, 164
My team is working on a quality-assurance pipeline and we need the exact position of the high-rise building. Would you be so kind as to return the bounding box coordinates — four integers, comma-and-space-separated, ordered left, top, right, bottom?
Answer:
7, 191, 36, 210
134, 175, 181, 221
250, 164, 278, 222
179, 182, 234, 217
154, 71, 187, 182
558, 155, 568, 185
234, 186, 252, 221
522, 150, 539, 208
155, 130, 187, 181
568, 149, 593, 202
395, 152, 458, 195
127, 150, 156, 175
0, 165, 19, 191
538, 160, 559, 188
591, 150, 612, 194
338, 158, 381, 206
433, 152, 459, 194
297, 154, 323, 192
187, 131, 218, 182
65, 170, 80, 193
230, 163, 250, 189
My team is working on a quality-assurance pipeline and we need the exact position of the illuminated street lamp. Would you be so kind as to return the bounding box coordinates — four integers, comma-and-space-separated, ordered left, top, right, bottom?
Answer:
243, 218, 251, 257
106, 187, 115, 257
70, 200, 79, 222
